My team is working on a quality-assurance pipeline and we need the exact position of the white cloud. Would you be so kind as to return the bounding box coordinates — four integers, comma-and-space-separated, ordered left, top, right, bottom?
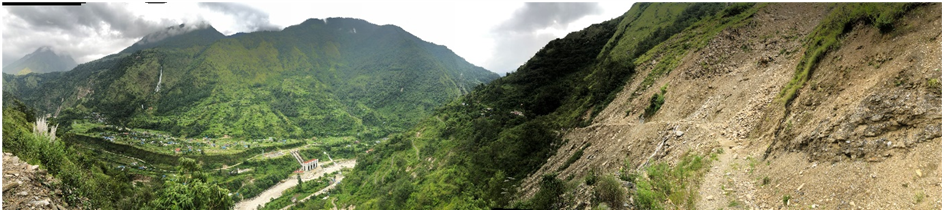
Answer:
3, 1, 636, 72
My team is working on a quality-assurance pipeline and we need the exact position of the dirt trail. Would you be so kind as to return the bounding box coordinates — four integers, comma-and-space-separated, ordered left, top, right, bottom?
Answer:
518, 3, 941, 210
233, 159, 355, 210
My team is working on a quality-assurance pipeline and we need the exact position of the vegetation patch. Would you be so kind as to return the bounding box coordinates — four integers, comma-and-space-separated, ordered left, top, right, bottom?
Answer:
593, 175, 628, 209
632, 3, 761, 100
643, 83, 669, 118
778, 3, 918, 105
261, 176, 334, 210
630, 152, 709, 210
522, 174, 566, 209
2, 104, 233, 209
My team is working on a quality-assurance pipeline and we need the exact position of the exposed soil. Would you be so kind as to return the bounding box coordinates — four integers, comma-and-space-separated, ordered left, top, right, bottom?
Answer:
2, 153, 75, 210
517, 3, 942, 210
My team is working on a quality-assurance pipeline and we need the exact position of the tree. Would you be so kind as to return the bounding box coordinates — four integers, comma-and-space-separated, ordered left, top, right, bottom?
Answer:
151, 157, 234, 209
297, 173, 303, 191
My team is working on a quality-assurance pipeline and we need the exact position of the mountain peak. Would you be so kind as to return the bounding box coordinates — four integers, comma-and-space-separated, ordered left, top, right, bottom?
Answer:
2, 46, 77, 74
34, 45, 54, 53
136, 22, 215, 45
118, 22, 224, 54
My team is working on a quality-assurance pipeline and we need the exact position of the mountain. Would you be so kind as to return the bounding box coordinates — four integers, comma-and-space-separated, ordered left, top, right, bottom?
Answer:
2, 46, 77, 75
119, 23, 226, 54
3, 18, 499, 139
303, 2, 940, 210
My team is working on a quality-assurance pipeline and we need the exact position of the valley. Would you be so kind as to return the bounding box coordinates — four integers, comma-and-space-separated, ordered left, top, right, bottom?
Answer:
2, 2, 941, 210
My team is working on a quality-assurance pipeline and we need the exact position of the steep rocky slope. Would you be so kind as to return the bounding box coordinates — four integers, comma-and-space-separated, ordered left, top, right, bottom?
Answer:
2, 153, 76, 210
519, 3, 941, 210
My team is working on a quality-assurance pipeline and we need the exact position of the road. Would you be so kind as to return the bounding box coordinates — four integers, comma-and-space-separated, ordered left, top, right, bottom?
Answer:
233, 159, 356, 210
281, 174, 346, 209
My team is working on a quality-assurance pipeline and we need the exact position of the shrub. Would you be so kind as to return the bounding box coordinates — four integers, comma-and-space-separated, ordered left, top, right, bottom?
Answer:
631, 153, 707, 210
644, 84, 668, 118
585, 170, 598, 186
529, 174, 565, 209
594, 175, 627, 209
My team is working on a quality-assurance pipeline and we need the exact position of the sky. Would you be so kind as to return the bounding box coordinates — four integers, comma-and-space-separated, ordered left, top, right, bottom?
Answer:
1, 1, 635, 74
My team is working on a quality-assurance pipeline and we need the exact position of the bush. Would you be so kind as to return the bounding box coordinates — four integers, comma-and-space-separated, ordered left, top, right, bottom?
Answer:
585, 170, 597, 186
594, 175, 627, 209
631, 153, 707, 210
644, 84, 668, 118
529, 174, 565, 209
722, 3, 755, 18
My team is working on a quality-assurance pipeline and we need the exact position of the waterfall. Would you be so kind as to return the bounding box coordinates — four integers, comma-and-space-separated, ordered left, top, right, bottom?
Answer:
155, 66, 162, 92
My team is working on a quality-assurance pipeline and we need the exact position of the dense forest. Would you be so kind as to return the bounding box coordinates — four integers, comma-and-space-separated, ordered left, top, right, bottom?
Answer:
3, 17, 498, 140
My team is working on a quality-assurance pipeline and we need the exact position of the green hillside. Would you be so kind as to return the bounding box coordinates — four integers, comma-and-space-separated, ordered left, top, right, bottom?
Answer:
4, 18, 498, 140
295, 3, 739, 210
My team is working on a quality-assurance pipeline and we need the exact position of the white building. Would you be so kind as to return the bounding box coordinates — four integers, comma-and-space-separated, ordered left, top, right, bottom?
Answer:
301, 158, 319, 171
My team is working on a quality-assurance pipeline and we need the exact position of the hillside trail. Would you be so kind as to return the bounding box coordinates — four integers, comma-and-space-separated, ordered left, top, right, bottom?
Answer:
518, 3, 941, 210
2, 153, 74, 210
234, 159, 355, 210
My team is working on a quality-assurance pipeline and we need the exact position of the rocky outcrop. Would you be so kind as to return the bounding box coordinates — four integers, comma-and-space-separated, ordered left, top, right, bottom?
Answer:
2, 153, 74, 210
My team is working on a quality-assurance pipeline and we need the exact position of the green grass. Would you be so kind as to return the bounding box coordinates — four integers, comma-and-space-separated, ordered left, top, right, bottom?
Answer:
631, 3, 762, 100
709, 148, 723, 161
782, 195, 791, 206
778, 3, 917, 105
632, 152, 709, 210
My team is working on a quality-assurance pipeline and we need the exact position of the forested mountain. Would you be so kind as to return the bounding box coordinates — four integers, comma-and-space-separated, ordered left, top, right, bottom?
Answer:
2, 46, 78, 75
3, 17, 498, 139
307, 3, 733, 209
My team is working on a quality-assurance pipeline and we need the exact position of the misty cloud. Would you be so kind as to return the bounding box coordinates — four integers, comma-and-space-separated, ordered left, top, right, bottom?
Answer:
199, 2, 279, 33
496, 2, 602, 34
486, 2, 603, 73
2, 2, 186, 63
138, 22, 211, 45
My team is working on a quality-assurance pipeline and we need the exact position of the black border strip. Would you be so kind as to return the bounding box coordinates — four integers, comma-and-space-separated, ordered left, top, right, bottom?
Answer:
145, 2, 166, 4
3, 2, 85, 6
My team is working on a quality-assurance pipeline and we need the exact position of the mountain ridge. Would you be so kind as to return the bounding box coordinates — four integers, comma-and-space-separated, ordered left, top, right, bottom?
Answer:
2, 46, 77, 75
4, 17, 499, 139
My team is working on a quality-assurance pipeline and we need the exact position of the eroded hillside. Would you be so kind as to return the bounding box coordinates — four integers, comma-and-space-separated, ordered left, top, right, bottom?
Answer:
519, 3, 941, 210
